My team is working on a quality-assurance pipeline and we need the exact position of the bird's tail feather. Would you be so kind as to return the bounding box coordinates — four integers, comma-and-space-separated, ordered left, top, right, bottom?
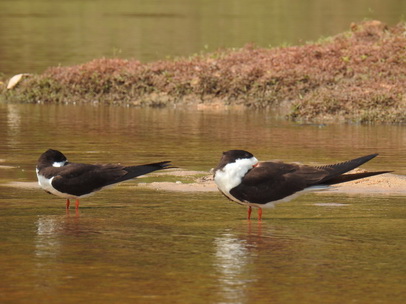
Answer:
120, 161, 174, 182
324, 170, 392, 185
316, 154, 382, 184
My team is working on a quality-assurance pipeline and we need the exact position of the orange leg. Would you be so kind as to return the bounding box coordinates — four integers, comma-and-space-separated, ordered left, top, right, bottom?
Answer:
247, 206, 252, 220
75, 199, 80, 210
258, 208, 263, 221
66, 199, 70, 209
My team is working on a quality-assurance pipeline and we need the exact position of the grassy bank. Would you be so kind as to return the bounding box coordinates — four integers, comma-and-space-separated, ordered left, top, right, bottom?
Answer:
1, 20, 405, 123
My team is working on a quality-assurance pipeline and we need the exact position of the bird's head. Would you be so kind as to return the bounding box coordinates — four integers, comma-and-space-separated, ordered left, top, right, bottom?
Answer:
214, 150, 258, 172
37, 149, 68, 169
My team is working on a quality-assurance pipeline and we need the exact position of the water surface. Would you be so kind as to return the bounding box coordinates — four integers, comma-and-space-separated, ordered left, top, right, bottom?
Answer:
0, 103, 405, 303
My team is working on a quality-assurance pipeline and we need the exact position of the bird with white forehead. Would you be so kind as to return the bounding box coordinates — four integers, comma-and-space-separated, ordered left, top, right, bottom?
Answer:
213, 150, 390, 220
36, 149, 173, 211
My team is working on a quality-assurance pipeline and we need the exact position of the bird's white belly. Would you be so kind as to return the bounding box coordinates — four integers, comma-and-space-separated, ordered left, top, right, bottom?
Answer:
37, 175, 71, 198
259, 185, 330, 208
36, 169, 77, 199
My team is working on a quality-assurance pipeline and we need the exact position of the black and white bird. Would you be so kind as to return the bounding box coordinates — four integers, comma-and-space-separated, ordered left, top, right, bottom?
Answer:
214, 150, 390, 220
36, 149, 172, 210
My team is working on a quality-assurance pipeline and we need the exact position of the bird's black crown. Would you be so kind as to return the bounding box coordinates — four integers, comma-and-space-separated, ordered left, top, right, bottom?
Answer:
222, 150, 254, 162
37, 149, 67, 166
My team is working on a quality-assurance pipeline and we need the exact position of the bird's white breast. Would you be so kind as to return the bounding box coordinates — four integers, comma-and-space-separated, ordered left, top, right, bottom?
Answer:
214, 157, 258, 196
36, 168, 75, 199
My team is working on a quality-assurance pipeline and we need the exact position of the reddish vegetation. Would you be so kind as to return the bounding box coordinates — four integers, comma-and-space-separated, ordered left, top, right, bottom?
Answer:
1, 20, 405, 123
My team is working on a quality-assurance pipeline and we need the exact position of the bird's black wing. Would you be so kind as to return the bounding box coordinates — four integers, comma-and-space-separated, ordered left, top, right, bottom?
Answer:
230, 161, 330, 204
51, 161, 173, 196
50, 163, 128, 196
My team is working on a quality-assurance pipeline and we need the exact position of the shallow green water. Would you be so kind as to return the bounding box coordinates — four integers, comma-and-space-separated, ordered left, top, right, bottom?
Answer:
1, 0, 405, 76
0, 103, 405, 303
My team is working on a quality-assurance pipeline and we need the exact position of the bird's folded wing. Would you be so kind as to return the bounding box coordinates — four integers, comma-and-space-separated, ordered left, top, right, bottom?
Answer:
230, 162, 330, 204
51, 163, 127, 196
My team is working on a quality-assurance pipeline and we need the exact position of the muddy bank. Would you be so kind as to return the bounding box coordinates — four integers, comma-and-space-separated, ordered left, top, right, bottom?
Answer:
1, 20, 405, 123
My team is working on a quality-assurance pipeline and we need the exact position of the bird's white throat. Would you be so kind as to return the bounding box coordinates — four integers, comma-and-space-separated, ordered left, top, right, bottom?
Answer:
214, 156, 258, 194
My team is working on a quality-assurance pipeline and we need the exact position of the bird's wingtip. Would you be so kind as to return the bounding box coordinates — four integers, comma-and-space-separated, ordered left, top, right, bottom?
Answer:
159, 161, 177, 169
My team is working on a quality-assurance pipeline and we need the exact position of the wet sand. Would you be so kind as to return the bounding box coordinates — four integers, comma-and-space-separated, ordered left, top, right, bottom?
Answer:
141, 170, 406, 195
2, 169, 405, 195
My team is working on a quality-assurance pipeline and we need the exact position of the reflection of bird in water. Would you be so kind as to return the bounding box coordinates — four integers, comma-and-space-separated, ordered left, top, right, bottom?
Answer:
36, 149, 173, 211
214, 150, 390, 220
34, 215, 102, 289
35, 215, 92, 258
213, 222, 292, 304
35, 216, 63, 259
214, 230, 253, 304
